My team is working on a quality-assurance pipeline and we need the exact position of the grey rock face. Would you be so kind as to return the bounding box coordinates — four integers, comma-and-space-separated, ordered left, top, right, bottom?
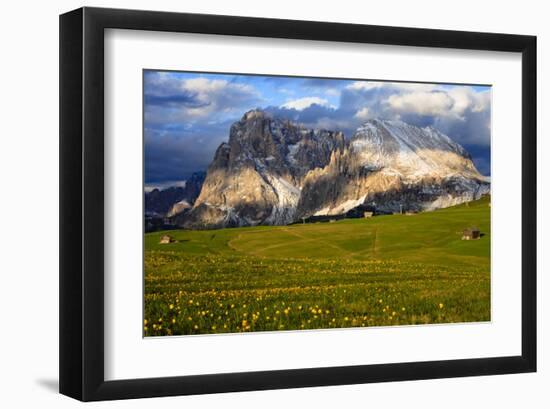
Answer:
296, 119, 489, 217
183, 110, 344, 229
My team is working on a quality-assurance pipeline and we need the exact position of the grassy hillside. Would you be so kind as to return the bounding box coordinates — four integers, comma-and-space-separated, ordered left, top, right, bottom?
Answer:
144, 196, 490, 336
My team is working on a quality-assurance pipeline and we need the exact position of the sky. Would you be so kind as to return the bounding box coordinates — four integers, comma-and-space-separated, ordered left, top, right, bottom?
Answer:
144, 70, 491, 188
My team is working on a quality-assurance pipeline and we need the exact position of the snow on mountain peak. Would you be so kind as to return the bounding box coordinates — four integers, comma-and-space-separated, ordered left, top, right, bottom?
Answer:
350, 119, 478, 180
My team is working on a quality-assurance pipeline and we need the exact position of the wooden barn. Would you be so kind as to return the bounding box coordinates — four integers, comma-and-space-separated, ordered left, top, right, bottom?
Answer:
462, 227, 481, 240
159, 234, 175, 244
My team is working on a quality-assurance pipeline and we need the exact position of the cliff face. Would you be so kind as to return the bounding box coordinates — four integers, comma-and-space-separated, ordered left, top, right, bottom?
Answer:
182, 112, 489, 229
183, 110, 345, 229
296, 119, 489, 217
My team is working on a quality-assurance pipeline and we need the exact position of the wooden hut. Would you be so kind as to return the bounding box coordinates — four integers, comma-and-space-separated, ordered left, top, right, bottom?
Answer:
462, 227, 481, 240
159, 234, 175, 244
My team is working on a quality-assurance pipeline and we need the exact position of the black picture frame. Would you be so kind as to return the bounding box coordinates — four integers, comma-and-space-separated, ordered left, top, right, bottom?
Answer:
59, 7, 537, 401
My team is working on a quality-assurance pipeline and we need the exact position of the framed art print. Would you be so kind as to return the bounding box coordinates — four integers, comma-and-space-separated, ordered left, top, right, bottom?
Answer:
60, 7, 536, 401
142, 71, 493, 336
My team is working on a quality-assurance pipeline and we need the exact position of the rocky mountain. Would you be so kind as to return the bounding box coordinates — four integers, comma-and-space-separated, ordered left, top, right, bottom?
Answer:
183, 110, 345, 229
182, 111, 489, 229
144, 171, 206, 217
166, 199, 192, 218
296, 119, 489, 217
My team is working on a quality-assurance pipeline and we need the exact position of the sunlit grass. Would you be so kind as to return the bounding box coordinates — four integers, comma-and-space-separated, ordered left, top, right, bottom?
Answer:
144, 196, 490, 336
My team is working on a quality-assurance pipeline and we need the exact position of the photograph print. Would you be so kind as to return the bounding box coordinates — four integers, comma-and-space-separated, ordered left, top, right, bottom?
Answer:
143, 70, 491, 337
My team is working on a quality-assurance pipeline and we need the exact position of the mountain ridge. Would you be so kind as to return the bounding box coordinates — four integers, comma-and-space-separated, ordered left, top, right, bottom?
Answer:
144, 171, 206, 217
180, 110, 489, 229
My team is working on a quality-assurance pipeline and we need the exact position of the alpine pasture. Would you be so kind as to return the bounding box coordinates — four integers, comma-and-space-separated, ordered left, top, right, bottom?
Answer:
144, 196, 490, 336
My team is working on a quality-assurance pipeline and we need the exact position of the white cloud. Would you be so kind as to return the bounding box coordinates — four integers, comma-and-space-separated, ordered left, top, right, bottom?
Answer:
183, 77, 256, 96
324, 88, 340, 97
354, 107, 371, 121
387, 91, 454, 116
346, 81, 490, 123
347, 81, 439, 93
182, 78, 260, 118
281, 96, 335, 111
279, 88, 295, 95
448, 87, 491, 115
383, 86, 491, 122
311, 117, 355, 132
145, 73, 262, 123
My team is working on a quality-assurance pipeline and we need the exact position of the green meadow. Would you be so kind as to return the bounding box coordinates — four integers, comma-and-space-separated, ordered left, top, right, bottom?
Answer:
144, 196, 490, 336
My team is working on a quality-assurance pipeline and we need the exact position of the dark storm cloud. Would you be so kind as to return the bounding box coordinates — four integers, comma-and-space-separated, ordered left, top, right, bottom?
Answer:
462, 144, 491, 176
144, 91, 209, 108
143, 71, 263, 124
433, 108, 491, 147
143, 72, 265, 185
145, 72, 492, 185
264, 104, 358, 138
144, 120, 233, 183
